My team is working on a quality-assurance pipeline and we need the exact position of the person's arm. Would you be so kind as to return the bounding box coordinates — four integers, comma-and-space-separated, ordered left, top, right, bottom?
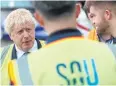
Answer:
0, 45, 11, 85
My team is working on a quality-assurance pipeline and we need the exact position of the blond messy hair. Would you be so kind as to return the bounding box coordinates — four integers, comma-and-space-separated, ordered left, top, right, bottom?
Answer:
5, 8, 35, 35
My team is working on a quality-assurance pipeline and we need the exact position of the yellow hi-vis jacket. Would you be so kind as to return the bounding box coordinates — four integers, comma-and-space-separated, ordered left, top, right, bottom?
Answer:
8, 37, 116, 85
88, 29, 116, 44
88, 29, 99, 41
0, 39, 45, 85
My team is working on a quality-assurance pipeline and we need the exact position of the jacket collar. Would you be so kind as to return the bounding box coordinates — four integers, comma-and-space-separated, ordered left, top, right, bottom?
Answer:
11, 38, 42, 60
46, 28, 82, 44
98, 34, 116, 44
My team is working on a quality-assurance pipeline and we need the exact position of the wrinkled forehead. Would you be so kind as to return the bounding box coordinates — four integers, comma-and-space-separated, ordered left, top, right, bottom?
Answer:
13, 21, 35, 31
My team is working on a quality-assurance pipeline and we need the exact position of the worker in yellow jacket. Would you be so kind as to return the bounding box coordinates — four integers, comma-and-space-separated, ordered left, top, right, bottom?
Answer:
8, 1, 116, 85
0, 9, 45, 85
85, 1, 116, 44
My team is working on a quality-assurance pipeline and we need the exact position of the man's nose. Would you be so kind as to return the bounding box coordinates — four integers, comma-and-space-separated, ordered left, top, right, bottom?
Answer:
91, 20, 95, 25
23, 31, 29, 38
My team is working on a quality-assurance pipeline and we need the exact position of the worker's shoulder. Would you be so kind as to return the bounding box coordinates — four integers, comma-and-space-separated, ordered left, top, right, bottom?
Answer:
39, 40, 46, 47
0, 44, 14, 68
0, 43, 13, 57
29, 38, 108, 55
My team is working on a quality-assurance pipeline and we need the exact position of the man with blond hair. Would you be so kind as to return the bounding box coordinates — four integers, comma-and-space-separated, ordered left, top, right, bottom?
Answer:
0, 8, 44, 85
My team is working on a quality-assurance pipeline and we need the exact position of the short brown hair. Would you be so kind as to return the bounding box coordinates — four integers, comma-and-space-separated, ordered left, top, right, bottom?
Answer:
32, 1, 76, 20
84, 1, 116, 13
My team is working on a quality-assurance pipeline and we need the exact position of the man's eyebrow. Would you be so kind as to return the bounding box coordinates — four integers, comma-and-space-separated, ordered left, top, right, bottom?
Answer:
89, 12, 95, 15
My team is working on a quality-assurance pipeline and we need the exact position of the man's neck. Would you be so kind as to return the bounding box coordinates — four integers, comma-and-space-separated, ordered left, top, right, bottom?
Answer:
100, 33, 112, 41
44, 17, 76, 35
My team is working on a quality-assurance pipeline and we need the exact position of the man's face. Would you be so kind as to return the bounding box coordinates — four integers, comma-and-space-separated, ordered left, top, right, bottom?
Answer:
88, 6, 109, 34
10, 21, 35, 52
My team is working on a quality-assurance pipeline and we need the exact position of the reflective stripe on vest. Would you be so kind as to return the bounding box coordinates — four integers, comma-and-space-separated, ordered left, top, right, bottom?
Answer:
0, 45, 10, 67
8, 61, 18, 85
8, 54, 33, 85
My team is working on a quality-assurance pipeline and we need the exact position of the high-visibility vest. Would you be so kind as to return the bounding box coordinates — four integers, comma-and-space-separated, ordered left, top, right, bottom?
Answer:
88, 29, 116, 44
88, 29, 98, 41
0, 40, 45, 85
9, 37, 116, 85
0, 44, 13, 85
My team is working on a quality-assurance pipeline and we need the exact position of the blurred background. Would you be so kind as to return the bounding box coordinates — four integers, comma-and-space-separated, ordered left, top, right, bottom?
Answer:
0, 0, 93, 47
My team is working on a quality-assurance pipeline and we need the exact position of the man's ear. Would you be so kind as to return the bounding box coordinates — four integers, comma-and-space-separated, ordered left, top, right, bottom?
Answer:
76, 3, 81, 18
34, 11, 44, 27
9, 33, 13, 40
104, 10, 112, 20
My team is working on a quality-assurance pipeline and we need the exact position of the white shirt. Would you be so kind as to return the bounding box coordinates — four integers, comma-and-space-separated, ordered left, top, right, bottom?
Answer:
15, 40, 38, 59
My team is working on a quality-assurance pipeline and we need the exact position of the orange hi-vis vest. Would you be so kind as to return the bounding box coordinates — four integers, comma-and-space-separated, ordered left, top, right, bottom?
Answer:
88, 29, 98, 41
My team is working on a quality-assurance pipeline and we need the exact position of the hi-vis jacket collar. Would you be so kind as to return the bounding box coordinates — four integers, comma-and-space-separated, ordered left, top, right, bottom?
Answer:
46, 28, 83, 44
98, 34, 116, 44
11, 38, 42, 60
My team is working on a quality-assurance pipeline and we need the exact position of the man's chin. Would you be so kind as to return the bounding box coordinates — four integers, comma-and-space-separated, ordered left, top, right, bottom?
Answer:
96, 29, 107, 34
96, 29, 101, 34
23, 45, 33, 52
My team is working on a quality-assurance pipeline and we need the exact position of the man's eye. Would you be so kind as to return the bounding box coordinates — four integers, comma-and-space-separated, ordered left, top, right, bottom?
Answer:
28, 29, 31, 31
18, 30, 23, 34
27, 28, 31, 31
90, 14, 96, 19
90, 15, 94, 18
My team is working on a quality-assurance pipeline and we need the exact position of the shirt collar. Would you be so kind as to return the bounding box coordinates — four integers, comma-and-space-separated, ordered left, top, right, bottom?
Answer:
15, 40, 38, 59
28, 40, 38, 52
46, 28, 82, 44
98, 34, 114, 44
